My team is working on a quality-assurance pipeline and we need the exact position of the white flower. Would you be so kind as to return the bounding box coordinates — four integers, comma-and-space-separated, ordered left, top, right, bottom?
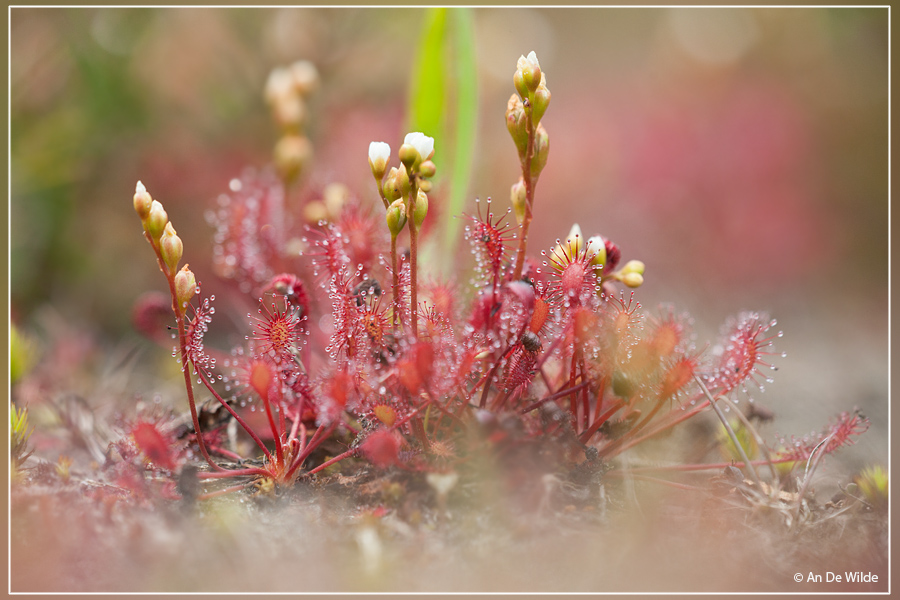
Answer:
517, 51, 541, 71
403, 132, 435, 161
368, 141, 391, 164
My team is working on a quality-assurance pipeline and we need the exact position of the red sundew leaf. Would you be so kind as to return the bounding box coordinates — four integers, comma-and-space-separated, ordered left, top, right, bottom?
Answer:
131, 421, 177, 471
361, 428, 402, 469
775, 410, 870, 463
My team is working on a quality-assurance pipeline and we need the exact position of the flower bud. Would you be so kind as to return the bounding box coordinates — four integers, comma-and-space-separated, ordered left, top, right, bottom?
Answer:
520, 51, 542, 94
532, 82, 551, 126
274, 134, 313, 184
413, 189, 428, 229
368, 141, 391, 181
511, 179, 527, 225
506, 94, 528, 161
418, 179, 433, 193
513, 69, 529, 100
587, 235, 607, 268
404, 131, 435, 162
133, 181, 152, 220
620, 259, 645, 276
160, 222, 183, 273
553, 223, 583, 260
620, 272, 644, 288
386, 199, 407, 237
399, 143, 419, 169
418, 160, 436, 179
530, 124, 550, 179
383, 168, 402, 202
289, 60, 319, 96
272, 94, 307, 131
566, 223, 584, 254
173, 266, 197, 315
264, 67, 293, 105
146, 200, 168, 241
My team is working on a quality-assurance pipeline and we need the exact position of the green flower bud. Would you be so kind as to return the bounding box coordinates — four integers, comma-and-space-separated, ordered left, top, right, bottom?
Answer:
620, 272, 644, 288
506, 94, 528, 161
173, 265, 197, 315
399, 143, 419, 169
396, 163, 411, 198
519, 51, 542, 94
413, 189, 428, 229
383, 168, 403, 202
418, 179, 433, 193
620, 259, 645, 275
146, 200, 168, 241
386, 199, 407, 237
418, 160, 436, 179
160, 222, 183, 273
511, 179, 527, 225
513, 69, 529, 100
133, 181, 152, 220
532, 83, 551, 126
530, 124, 549, 179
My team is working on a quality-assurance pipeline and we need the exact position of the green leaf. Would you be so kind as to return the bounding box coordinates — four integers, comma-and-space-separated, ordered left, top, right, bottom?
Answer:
443, 7, 478, 257
407, 8, 479, 272
407, 8, 447, 139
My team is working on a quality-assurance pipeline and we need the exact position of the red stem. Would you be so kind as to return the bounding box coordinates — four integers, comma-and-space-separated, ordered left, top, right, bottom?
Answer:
391, 234, 400, 332
406, 177, 419, 339
148, 233, 222, 473
285, 420, 339, 480
578, 398, 626, 445
302, 447, 358, 478
197, 370, 274, 462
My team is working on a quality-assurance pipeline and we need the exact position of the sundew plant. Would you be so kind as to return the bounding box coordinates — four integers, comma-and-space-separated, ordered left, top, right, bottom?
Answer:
130, 50, 869, 504
11, 7, 888, 594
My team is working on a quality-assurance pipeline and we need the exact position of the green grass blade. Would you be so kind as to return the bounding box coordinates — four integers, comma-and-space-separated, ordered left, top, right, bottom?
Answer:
443, 7, 478, 258
407, 8, 447, 138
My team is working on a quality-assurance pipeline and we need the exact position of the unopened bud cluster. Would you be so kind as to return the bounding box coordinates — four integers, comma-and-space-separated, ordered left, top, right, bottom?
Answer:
368, 132, 436, 237
133, 181, 195, 315
265, 60, 319, 184
506, 51, 552, 228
